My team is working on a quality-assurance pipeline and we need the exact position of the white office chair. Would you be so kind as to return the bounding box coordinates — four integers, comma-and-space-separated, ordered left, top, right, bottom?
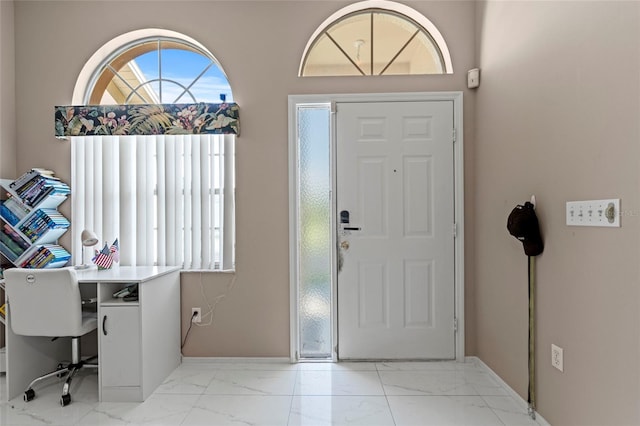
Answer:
4, 267, 98, 406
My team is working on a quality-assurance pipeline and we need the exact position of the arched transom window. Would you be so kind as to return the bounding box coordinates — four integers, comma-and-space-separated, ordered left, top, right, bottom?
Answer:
87, 37, 232, 105
300, 1, 452, 77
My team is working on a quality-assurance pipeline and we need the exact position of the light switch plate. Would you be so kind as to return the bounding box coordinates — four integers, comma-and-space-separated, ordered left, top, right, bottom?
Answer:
566, 199, 620, 227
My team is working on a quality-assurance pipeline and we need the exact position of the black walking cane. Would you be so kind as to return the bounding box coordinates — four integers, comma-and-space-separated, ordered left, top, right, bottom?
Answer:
507, 200, 544, 420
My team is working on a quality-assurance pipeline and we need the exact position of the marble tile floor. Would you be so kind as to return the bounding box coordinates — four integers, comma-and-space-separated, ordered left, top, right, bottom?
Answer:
0, 359, 546, 426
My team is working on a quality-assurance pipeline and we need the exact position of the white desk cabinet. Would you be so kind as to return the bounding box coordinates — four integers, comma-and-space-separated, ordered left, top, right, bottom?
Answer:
4, 266, 181, 403
92, 266, 181, 402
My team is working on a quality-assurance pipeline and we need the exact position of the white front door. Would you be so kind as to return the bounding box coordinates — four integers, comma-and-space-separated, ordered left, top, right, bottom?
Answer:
337, 101, 455, 360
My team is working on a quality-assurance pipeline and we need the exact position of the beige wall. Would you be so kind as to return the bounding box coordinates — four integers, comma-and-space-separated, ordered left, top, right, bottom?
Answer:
0, 0, 16, 350
475, 1, 640, 424
11, 1, 477, 357
7, 0, 640, 423
1, 0, 16, 179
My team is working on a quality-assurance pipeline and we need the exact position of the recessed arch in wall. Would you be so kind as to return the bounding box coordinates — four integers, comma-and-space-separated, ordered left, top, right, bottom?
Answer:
299, 0, 453, 76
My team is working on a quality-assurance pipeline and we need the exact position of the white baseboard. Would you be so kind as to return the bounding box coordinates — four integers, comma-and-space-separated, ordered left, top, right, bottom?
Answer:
181, 356, 292, 364
468, 356, 551, 426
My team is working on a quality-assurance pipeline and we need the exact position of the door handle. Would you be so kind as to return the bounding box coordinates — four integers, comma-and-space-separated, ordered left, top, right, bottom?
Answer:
102, 315, 107, 336
339, 224, 362, 235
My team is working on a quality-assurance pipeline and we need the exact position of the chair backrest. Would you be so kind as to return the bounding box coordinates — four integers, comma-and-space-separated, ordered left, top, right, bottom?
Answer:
4, 268, 85, 337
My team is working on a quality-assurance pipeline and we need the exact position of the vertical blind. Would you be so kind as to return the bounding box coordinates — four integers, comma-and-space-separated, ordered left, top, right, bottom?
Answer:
71, 134, 235, 270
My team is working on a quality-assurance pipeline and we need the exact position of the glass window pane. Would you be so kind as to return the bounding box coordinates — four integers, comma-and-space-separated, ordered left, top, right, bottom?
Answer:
92, 68, 116, 103
90, 38, 232, 104
327, 14, 372, 75
381, 32, 444, 75
135, 48, 160, 82
372, 12, 420, 75
297, 105, 331, 358
189, 67, 233, 103
138, 83, 158, 104
301, 8, 447, 77
99, 65, 148, 104
303, 34, 363, 76
160, 49, 203, 102
110, 42, 159, 103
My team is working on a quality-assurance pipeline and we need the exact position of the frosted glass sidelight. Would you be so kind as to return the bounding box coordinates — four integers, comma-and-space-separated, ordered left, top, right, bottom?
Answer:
297, 106, 331, 358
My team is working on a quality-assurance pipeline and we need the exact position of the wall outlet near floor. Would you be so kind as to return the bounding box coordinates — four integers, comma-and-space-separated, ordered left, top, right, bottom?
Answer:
191, 307, 202, 323
551, 344, 563, 372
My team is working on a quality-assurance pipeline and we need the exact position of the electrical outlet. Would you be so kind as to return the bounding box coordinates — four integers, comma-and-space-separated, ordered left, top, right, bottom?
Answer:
551, 344, 563, 372
191, 307, 202, 323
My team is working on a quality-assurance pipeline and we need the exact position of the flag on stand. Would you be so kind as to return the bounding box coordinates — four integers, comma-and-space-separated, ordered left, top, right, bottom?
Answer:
92, 243, 114, 270
110, 238, 119, 263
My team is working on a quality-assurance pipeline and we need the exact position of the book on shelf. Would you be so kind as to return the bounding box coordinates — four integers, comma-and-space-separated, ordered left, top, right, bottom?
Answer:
2, 224, 29, 250
20, 244, 70, 269
1, 168, 71, 269
0, 202, 20, 226
0, 197, 29, 225
0, 229, 27, 260
12, 172, 69, 208
8, 168, 56, 191
18, 208, 70, 243
22, 183, 52, 206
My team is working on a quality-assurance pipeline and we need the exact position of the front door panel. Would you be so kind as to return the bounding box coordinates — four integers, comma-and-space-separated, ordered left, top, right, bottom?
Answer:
337, 101, 455, 360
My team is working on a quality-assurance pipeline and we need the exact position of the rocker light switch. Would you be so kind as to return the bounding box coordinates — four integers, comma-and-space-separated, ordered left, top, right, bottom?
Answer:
566, 199, 620, 227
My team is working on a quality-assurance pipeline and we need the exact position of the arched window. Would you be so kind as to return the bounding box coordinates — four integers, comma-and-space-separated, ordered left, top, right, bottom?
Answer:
69, 30, 235, 271
86, 37, 232, 104
300, 0, 452, 76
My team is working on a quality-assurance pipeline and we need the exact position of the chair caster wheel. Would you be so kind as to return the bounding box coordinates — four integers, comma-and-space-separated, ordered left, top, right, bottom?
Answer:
24, 389, 35, 402
60, 394, 71, 406
56, 363, 67, 378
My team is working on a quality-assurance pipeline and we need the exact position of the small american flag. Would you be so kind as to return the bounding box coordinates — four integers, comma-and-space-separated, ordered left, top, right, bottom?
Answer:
93, 243, 114, 270
110, 238, 119, 263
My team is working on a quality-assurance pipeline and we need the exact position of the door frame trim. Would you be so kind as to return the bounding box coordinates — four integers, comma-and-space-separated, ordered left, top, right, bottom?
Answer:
288, 92, 465, 362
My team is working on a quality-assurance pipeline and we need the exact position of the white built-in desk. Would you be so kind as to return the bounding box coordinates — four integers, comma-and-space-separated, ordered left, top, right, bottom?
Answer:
4, 266, 181, 403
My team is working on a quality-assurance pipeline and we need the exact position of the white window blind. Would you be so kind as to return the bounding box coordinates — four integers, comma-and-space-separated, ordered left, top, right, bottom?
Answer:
71, 134, 235, 270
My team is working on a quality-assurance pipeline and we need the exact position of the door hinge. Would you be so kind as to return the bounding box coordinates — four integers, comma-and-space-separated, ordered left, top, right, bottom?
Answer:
454, 318, 458, 333
453, 223, 458, 238
452, 128, 457, 143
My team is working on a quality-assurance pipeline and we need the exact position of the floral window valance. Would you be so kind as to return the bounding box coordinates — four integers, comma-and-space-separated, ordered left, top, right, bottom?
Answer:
55, 102, 239, 139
